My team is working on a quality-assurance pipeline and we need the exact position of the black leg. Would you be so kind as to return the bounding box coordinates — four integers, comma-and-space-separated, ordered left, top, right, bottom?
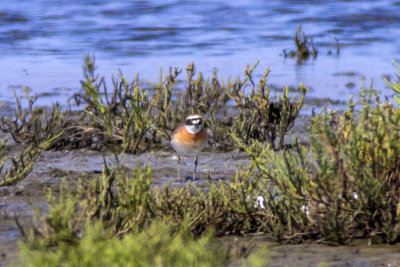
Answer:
177, 155, 181, 181
193, 156, 198, 180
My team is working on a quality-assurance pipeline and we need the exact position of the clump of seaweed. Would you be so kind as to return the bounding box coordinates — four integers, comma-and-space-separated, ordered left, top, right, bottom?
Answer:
283, 25, 318, 60
295, 25, 318, 59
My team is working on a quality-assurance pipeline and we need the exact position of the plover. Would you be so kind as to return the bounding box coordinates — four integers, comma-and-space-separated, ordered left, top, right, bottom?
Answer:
171, 114, 208, 181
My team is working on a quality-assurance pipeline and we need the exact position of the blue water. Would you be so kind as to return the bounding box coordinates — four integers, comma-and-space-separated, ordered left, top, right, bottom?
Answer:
1, 0, 400, 107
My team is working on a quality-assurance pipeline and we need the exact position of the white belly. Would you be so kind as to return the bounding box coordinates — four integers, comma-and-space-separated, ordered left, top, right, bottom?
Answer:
170, 137, 206, 156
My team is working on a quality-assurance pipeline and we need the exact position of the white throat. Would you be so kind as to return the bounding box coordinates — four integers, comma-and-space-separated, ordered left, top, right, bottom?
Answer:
185, 124, 202, 134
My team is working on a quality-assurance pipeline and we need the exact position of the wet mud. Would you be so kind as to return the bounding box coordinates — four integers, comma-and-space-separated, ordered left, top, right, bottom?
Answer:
222, 234, 400, 266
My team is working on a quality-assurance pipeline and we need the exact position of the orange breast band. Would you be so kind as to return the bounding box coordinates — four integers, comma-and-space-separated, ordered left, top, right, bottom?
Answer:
174, 127, 207, 144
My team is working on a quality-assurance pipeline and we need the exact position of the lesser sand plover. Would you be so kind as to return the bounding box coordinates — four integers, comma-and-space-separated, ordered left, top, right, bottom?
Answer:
171, 114, 207, 181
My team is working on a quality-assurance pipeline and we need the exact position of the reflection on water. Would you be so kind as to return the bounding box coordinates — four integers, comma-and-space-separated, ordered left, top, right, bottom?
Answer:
0, 0, 400, 106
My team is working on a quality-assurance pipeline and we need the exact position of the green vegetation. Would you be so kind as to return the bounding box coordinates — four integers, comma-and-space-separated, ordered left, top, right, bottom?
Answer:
294, 25, 318, 59
0, 86, 64, 186
72, 56, 305, 152
17, 78, 400, 265
385, 61, 400, 106
1, 55, 305, 154
0, 56, 304, 189
240, 85, 400, 244
1, 54, 399, 265
0, 135, 60, 186
20, 221, 225, 267
0, 87, 66, 148
214, 62, 305, 150
283, 25, 318, 60
19, 163, 268, 266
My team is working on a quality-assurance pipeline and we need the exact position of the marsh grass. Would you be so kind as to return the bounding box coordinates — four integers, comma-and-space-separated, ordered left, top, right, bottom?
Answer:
240, 85, 400, 244
0, 55, 305, 155
17, 71, 400, 265
20, 162, 270, 265
384, 61, 400, 106
1, 54, 305, 265
72, 56, 306, 152
0, 87, 59, 186
0, 135, 61, 187
22, 84, 400, 264
0, 87, 64, 146
8, 37, 400, 265
20, 220, 226, 267
0, 56, 304, 158
220, 62, 306, 150
0, 87, 107, 151
23, 163, 262, 240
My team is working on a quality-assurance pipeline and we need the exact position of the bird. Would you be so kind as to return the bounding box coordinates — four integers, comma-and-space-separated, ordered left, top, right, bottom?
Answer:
170, 114, 208, 181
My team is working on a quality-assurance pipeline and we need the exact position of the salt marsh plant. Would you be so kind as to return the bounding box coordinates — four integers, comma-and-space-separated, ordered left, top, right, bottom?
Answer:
23, 162, 262, 241
295, 25, 318, 59
73, 55, 304, 152
20, 221, 225, 267
384, 61, 400, 106
0, 56, 305, 194
241, 85, 400, 244
216, 61, 306, 150
0, 88, 67, 186
74, 55, 154, 153
0, 136, 60, 187
283, 25, 318, 60
0, 87, 65, 147
18, 81, 400, 267
73, 56, 227, 153
0, 87, 102, 151
20, 162, 268, 265
0, 33, 308, 154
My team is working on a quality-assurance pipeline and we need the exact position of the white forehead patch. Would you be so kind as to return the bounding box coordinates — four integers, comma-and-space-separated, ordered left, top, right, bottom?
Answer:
190, 119, 201, 125
186, 114, 202, 121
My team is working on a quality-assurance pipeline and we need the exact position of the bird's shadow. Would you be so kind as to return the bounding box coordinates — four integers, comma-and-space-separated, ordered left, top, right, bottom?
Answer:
184, 176, 199, 182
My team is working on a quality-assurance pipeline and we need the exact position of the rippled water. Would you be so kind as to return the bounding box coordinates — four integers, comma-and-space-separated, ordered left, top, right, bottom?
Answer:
1, 0, 400, 106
